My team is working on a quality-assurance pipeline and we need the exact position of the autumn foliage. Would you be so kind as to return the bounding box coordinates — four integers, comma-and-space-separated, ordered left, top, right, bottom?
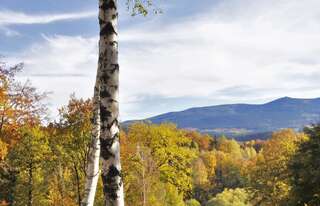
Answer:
1, 63, 320, 206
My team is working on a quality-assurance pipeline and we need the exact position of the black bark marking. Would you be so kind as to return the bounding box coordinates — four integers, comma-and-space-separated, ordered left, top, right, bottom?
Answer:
99, 17, 106, 26
100, 138, 116, 159
100, 22, 117, 36
101, 133, 118, 148
101, 71, 110, 83
100, 89, 111, 98
108, 99, 118, 103
101, 165, 122, 201
109, 41, 118, 46
94, 85, 99, 92
110, 85, 118, 89
100, 105, 112, 121
100, 132, 119, 159
98, 55, 106, 63
101, 124, 107, 131
110, 64, 119, 73
100, 0, 117, 10
100, 147, 114, 160
107, 119, 118, 130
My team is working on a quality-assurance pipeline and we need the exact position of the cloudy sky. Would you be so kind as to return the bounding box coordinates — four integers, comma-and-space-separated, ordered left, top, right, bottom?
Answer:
1, 0, 320, 120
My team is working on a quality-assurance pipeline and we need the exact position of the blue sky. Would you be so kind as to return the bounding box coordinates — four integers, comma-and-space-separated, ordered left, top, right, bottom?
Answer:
1, 0, 320, 120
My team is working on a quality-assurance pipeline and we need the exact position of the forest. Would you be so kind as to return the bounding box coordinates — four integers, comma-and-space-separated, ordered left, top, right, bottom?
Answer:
1, 63, 320, 206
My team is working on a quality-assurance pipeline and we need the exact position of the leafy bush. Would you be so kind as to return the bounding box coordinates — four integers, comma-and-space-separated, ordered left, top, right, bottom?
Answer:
206, 188, 251, 206
186, 199, 201, 206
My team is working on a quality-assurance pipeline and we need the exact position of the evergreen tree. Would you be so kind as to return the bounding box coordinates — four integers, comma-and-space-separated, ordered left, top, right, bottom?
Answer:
289, 125, 320, 206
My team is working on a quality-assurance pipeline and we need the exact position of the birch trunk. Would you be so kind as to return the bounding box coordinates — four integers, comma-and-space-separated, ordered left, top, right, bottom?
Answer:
28, 161, 33, 206
58, 162, 65, 206
81, 78, 101, 206
74, 163, 82, 206
98, 0, 124, 205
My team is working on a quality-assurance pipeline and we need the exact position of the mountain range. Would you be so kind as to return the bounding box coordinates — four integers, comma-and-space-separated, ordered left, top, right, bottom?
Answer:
125, 97, 320, 140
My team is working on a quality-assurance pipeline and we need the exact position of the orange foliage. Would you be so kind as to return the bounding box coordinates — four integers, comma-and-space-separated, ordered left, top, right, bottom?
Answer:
0, 62, 47, 147
185, 130, 213, 151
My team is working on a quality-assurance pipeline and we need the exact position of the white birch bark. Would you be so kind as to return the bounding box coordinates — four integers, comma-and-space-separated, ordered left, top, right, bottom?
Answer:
98, 0, 124, 206
81, 78, 101, 206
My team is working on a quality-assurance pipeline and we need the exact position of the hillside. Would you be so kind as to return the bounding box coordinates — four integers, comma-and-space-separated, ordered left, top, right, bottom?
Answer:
126, 97, 320, 140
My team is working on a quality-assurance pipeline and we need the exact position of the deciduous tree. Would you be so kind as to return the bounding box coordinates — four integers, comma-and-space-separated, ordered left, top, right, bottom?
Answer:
0, 62, 47, 147
250, 129, 307, 206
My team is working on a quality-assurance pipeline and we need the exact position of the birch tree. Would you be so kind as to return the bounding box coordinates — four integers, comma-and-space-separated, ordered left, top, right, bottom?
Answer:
82, 1, 159, 206
97, 1, 124, 205
81, 74, 101, 206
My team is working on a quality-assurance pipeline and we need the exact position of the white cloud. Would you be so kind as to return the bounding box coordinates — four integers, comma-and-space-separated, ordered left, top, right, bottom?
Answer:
8, 0, 320, 120
7, 35, 98, 119
0, 10, 96, 26
0, 9, 96, 37
120, 0, 320, 103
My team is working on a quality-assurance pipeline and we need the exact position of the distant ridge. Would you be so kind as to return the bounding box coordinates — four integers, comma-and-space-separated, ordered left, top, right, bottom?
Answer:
124, 97, 320, 140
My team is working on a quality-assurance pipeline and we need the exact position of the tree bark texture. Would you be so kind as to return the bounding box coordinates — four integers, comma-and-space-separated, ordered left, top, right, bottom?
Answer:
98, 0, 124, 206
81, 77, 101, 206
